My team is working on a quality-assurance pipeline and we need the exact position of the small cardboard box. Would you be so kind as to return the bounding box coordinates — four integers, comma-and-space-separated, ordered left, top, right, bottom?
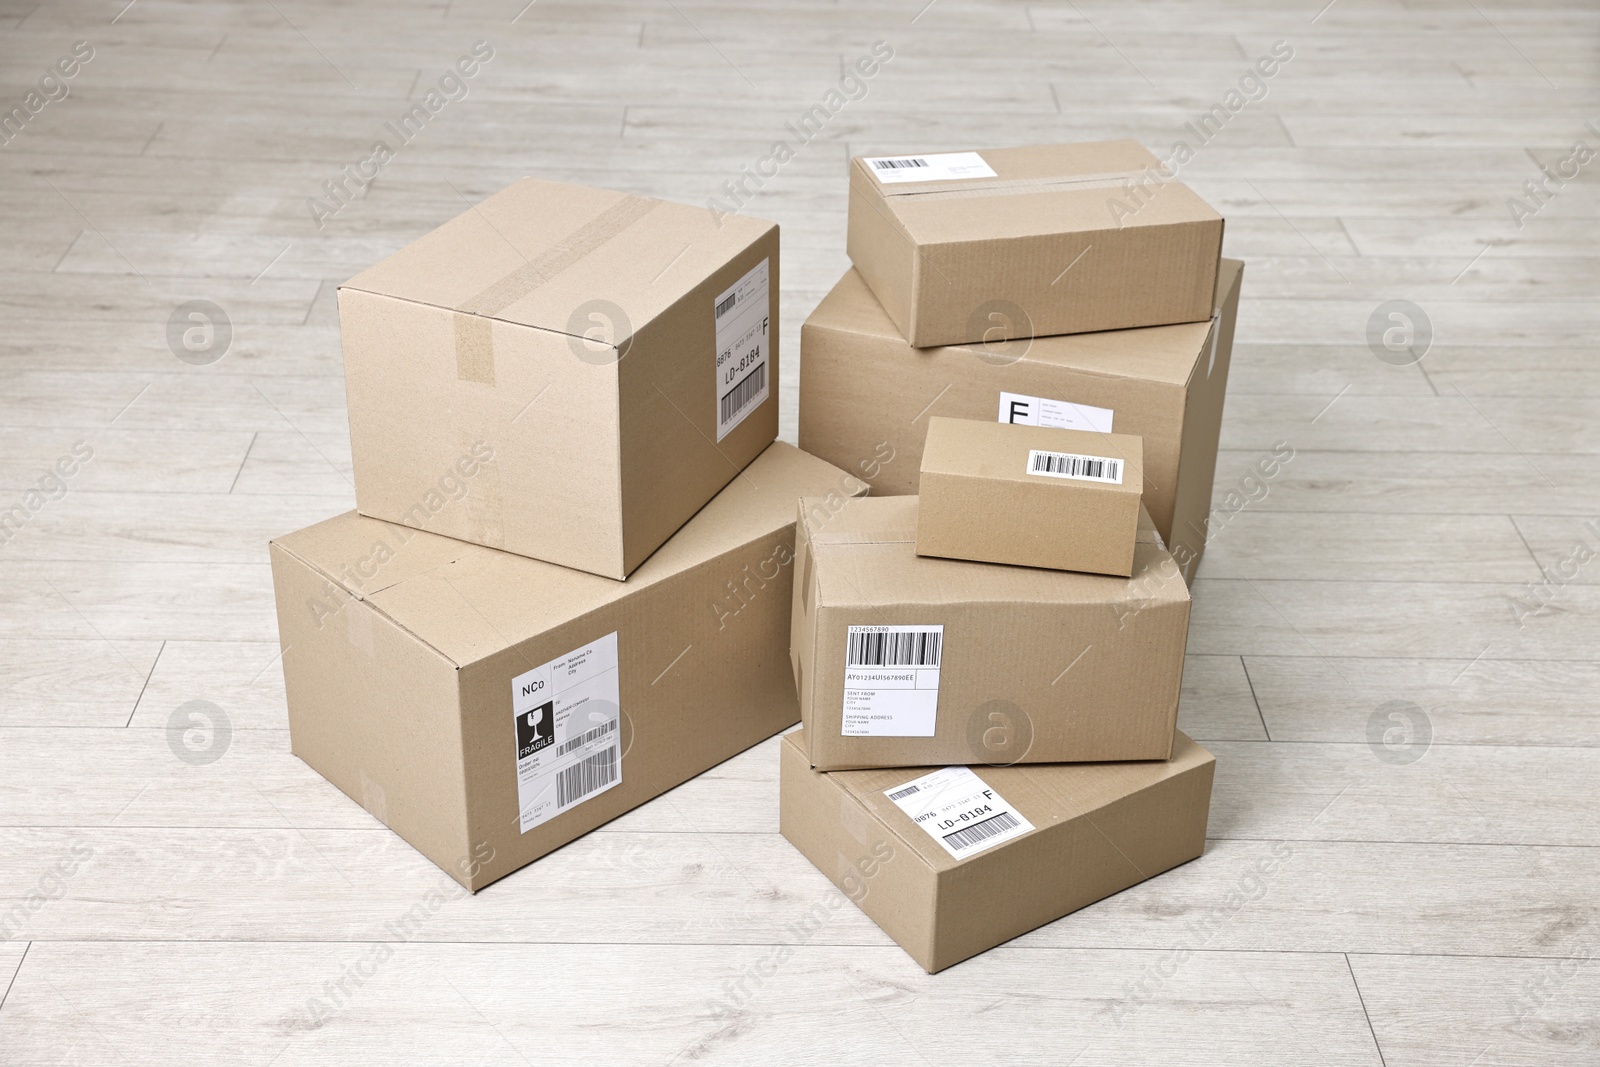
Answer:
779, 728, 1215, 973
847, 141, 1223, 346
339, 177, 779, 580
917, 417, 1144, 576
269, 443, 863, 892
798, 258, 1242, 584
790, 495, 1189, 771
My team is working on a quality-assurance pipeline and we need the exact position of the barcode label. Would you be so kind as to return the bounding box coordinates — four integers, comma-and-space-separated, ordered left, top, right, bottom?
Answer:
884, 766, 1035, 860
847, 628, 942, 667
719, 363, 765, 428
555, 747, 618, 809
1026, 448, 1124, 485
556, 718, 616, 757
862, 151, 997, 185
942, 811, 1020, 851
714, 258, 770, 441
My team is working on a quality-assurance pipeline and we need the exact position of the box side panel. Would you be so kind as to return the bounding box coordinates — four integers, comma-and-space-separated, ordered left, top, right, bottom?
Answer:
618, 227, 779, 575
455, 521, 805, 890
930, 756, 1214, 972
1169, 258, 1244, 584
339, 288, 625, 577
269, 542, 472, 881
779, 737, 940, 972
845, 175, 917, 342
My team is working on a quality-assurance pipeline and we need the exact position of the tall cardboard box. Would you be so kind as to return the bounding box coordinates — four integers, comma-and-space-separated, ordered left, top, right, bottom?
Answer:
848, 141, 1223, 346
798, 258, 1242, 583
791, 496, 1190, 771
269, 444, 863, 891
339, 177, 779, 580
779, 729, 1216, 973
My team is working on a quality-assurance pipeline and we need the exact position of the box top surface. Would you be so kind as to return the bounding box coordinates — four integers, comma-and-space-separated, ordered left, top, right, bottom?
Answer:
921, 417, 1144, 495
340, 177, 775, 345
798, 495, 1185, 607
273, 443, 855, 667
806, 262, 1241, 386
785, 728, 1213, 872
851, 141, 1222, 244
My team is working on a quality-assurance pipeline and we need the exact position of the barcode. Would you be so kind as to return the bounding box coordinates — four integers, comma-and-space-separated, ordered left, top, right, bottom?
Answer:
714, 292, 738, 318
886, 783, 921, 801
555, 718, 616, 757
847, 629, 942, 667
1028, 449, 1121, 483
942, 810, 1020, 851
871, 158, 928, 170
555, 747, 617, 808
719, 363, 766, 426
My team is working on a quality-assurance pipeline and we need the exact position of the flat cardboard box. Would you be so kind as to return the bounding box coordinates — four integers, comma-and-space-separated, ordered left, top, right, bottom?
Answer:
269, 443, 864, 892
917, 417, 1144, 576
847, 141, 1223, 346
790, 495, 1189, 771
797, 258, 1242, 584
779, 728, 1215, 973
339, 177, 779, 580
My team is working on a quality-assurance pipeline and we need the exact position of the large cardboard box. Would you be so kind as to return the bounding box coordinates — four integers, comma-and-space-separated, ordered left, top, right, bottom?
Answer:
790, 495, 1189, 771
917, 417, 1144, 576
847, 141, 1223, 346
339, 177, 779, 580
798, 258, 1242, 584
269, 444, 863, 892
779, 728, 1215, 973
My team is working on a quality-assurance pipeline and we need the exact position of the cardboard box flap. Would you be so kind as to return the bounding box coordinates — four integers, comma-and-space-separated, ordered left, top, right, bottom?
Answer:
274, 444, 859, 669
796, 730, 1213, 872
804, 497, 1186, 609
340, 177, 774, 345
807, 267, 1235, 387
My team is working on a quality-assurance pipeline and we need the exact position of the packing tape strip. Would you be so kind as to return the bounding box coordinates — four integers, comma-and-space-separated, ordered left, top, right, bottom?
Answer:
870, 168, 1165, 200
450, 193, 661, 384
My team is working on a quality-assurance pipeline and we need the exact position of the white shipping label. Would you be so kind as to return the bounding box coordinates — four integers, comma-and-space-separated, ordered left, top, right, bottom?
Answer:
885, 766, 1036, 859
714, 257, 771, 442
1027, 448, 1124, 484
842, 624, 943, 737
863, 151, 998, 184
999, 391, 1114, 433
511, 632, 622, 834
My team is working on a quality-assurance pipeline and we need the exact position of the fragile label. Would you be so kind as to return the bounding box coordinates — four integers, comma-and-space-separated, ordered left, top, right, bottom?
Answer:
714, 257, 771, 442
511, 632, 622, 834
863, 151, 998, 184
885, 766, 1035, 859
1027, 448, 1124, 484
842, 624, 943, 737
999, 391, 1114, 433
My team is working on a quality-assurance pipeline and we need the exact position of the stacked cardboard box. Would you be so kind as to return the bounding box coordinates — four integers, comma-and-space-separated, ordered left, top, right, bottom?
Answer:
781, 141, 1231, 972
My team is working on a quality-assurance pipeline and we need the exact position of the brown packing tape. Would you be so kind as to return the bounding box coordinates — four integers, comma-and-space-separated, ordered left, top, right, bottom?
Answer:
868, 168, 1166, 200
450, 194, 662, 382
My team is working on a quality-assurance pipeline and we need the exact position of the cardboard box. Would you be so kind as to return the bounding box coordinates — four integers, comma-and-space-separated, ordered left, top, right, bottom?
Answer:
847, 141, 1223, 346
269, 443, 863, 892
797, 258, 1242, 584
339, 177, 780, 580
779, 728, 1215, 973
790, 495, 1189, 771
917, 417, 1144, 576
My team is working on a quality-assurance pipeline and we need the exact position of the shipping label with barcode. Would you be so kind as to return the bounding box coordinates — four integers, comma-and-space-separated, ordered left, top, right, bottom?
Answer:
1026, 448, 1124, 484
842, 624, 944, 737
863, 151, 998, 185
999, 391, 1114, 433
884, 765, 1035, 860
714, 257, 771, 442
511, 631, 622, 834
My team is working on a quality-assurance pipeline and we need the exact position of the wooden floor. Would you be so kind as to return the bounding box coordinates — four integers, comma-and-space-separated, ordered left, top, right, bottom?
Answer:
3, 0, 1599, 1062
